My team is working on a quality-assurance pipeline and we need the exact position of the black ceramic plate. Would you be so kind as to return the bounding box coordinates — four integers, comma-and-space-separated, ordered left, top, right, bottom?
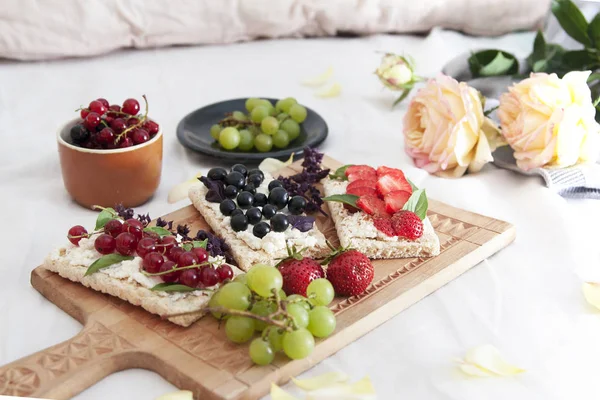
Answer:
177, 98, 328, 162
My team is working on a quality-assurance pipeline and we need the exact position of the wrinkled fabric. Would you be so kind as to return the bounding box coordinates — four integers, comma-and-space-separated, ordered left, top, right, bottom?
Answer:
0, 0, 550, 61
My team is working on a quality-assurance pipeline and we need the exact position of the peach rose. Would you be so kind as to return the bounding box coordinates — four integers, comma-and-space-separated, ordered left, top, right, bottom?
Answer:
403, 74, 503, 177
498, 71, 600, 170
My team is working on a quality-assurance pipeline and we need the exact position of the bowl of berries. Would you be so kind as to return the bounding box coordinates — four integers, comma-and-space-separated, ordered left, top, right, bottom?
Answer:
57, 96, 163, 208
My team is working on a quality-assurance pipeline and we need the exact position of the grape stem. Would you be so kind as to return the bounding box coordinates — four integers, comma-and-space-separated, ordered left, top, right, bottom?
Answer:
142, 261, 218, 277
218, 113, 259, 128
113, 95, 150, 144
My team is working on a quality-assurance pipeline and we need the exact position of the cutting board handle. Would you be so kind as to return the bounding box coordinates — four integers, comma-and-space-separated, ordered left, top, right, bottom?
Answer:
0, 320, 138, 399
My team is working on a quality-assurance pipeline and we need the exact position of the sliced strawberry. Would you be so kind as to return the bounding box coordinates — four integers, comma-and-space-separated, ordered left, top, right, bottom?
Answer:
356, 195, 390, 217
347, 171, 378, 182
384, 190, 411, 213
376, 173, 413, 196
377, 166, 406, 178
347, 179, 377, 192
346, 165, 376, 177
347, 186, 378, 197
373, 217, 395, 237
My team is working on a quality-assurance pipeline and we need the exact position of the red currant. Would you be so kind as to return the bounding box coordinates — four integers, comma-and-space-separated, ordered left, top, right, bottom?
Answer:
108, 104, 121, 116
97, 98, 110, 108
158, 236, 177, 254
95, 233, 116, 254
118, 137, 133, 148
216, 264, 233, 282
127, 117, 139, 126
191, 248, 209, 264
104, 219, 123, 237
110, 118, 127, 133
143, 252, 164, 273
80, 109, 90, 119
122, 98, 140, 115
84, 112, 101, 130
199, 266, 219, 287
68, 225, 88, 245
144, 120, 160, 136
168, 247, 185, 263
124, 218, 143, 240
132, 129, 150, 145
115, 232, 137, 256
97, 127, 115, 145
177, 252, 198, 267
89, 100, 107, 116
158, 261, 179, 283
136, 237, 157, 258
180, 269, 200, 287
105, 116, 115, 125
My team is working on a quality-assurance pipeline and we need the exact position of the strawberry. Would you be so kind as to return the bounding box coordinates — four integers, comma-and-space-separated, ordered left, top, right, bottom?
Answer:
377, 166, 405, 178
373, 217, 395, 237
277, 247, 325, 296
345, 165, 376, 177
391, 210, 423, 240
384, 190, 411, 213
356, 195, 390, 217
347, 179, 377, 192
325, 249, 374, 296
376, 173, 413, 196
347, 186, 378, 197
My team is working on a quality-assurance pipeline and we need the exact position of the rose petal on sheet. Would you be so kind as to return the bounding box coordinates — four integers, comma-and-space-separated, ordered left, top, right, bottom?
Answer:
270, 383, 302, 400
155, 390, 193, 400
302, 66, 334, 87
459, 344, 525, 377
583, 282, 600, 310
258, 154, 294, 174
315, 83, 342, 98
305, 376, 376, 399
292, 371, 349, 390
168, 174, 201, 203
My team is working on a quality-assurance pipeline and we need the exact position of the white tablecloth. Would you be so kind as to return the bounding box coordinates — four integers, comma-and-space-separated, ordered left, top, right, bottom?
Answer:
1, 28, 600, 400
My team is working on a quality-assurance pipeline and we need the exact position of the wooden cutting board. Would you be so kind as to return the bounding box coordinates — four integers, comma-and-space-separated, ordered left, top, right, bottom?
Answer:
0, 156, 515, 400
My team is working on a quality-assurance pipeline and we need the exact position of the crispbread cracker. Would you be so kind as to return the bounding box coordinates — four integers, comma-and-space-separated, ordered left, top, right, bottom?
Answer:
323, 178, 440, 258
189, 184, 329, 271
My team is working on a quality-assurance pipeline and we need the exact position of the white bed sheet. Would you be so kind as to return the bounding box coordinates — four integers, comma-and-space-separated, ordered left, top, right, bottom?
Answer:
1, 28, 599, 400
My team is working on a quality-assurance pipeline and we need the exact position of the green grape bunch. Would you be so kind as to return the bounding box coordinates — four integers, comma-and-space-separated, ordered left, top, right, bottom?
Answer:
210, 98, 306, 153
206, 263, 336, 365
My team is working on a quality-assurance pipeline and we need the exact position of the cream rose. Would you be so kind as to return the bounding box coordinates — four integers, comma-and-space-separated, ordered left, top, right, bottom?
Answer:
498, 71, 600, 170
403, 74, 503, 178
376, 53, 414, 90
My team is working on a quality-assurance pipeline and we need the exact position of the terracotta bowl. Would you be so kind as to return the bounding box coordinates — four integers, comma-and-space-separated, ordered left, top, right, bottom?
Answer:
57, 118, 163, 208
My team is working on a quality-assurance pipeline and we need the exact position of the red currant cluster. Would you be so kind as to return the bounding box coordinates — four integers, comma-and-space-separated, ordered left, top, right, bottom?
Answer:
70, 96, 160, 149
67, 220, 233, 289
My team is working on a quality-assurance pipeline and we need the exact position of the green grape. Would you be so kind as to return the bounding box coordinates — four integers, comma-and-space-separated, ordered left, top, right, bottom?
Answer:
225, 316, 255, 343
248, 125, 260, 136
251, 106, 269, 123
276, 97, 297, 113
210, 124, 222, 140
286, 294, 310, 310
249, 338, 275, 365
245, 98, 261, 112
289, 104, 307, 123
307, 306, 336, 338
276, 112, 289, 122
251, 300, 276, 332
246, 263, 270, 285
283, 328, 315, 360
248, 265, 283, 297
280, 119, 300, 141
261, 116, 279, 135
219, 127, 241, 150
208, 291, 225, 319
234, 274, 248, 285
238, 129, 254, 151
232, 110, 248, 121
306, 279, 335, 306
267, 327, 285, 352
272, 130, 290, 149
217, 282, 251, 310
287, 303, 309, 328
254, 133, 273, 152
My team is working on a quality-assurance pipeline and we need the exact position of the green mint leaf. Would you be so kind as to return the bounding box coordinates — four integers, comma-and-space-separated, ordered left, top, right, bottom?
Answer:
182, 243, 193, 251
192, 239, 208, 249
85, 254, 134, 276
478, 52, 516, 77
561, 49, 600, 70
322, 194, 359, 208
527, 30, 547, 69
143, 226, 173, 238
551, 0, 592, 47
94, 207, 117, 230
406, 178, 418, 192
328, 165, 352, 181
402, 189, 428, 220
589, 13, 600, 49
468, 50, 519, 78
150, 283, 197, 292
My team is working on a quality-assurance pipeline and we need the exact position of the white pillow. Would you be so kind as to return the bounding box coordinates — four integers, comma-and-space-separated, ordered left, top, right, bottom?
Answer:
0, 0, 550, 61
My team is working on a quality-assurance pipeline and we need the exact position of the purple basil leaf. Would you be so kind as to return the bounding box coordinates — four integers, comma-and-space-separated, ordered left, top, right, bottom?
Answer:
200, 176, 225, 203
287, 215, 315, 232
